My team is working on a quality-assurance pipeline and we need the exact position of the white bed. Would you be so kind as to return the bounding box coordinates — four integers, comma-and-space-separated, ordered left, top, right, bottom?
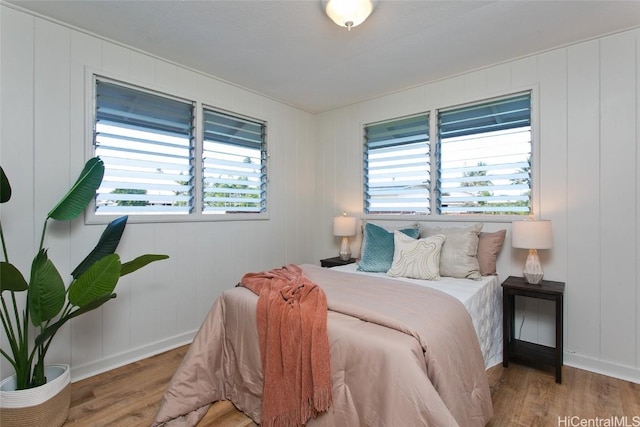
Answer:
331, 262, 503, 368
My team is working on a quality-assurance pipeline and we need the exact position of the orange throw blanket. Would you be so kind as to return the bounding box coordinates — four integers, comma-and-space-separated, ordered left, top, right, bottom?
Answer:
239, 264, 332, 427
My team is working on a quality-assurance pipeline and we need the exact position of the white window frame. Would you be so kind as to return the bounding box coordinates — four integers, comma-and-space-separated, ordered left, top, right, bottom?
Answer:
363, 88, 539, 222
84, 70, 269, 224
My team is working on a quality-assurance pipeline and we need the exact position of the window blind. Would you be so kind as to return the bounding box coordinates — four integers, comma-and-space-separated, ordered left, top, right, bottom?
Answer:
437, 92, 531, 215
364, 114, 430, 214
94, 80, 195, 215
202, 108, 267, 214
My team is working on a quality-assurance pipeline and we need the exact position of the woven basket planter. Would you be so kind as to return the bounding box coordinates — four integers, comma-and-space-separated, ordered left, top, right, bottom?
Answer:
0, 364, 71, 427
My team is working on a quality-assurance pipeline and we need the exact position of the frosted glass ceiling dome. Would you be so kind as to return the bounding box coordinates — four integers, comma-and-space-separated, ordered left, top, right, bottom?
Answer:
324, 0, 375, 30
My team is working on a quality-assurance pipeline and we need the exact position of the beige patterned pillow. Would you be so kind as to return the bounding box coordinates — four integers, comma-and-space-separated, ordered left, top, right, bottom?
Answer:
422, 223, 482, 279
387, 231, 445, 280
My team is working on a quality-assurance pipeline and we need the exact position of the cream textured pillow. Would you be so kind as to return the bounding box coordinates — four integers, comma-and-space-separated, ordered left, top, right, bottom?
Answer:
387, 231, 445, 280
477, 230, 506, 275
422, 223, 482, 279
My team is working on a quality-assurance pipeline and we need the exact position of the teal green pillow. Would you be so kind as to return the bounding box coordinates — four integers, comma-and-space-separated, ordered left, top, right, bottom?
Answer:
357, 223, 420, 272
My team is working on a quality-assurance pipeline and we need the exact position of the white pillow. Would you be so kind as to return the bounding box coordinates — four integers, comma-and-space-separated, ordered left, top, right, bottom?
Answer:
422, 223, 482, 279
387, 231, 445, 280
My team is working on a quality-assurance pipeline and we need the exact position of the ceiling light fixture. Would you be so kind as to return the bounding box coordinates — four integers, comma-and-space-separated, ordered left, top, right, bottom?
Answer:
324, 0, 375, 31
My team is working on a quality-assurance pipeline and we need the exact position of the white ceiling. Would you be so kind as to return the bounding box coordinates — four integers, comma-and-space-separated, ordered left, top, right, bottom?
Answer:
5, 0, 640, 113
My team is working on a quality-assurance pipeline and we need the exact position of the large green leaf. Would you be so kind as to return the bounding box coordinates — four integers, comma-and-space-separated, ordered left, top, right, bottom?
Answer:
34, 293, 116, 347
0, 166, 11, 203
0, 262, 28, 292
28, 250, 65, 327
68, 254, 121, 307
120, 254, 169, 276
47, 157, 105, 221
71, 215, 128, 279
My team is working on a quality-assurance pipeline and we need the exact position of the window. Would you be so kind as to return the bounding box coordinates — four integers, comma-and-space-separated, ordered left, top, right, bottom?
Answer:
95, 80, 195, 215
363, 92, 532, 216
364, 114, 430, 214
438, 93, 531, 215
92, 77, 268, 219
202, 108, 267, 214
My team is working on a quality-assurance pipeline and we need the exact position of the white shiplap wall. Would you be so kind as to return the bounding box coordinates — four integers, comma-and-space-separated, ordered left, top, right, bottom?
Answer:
0, 6, 316, 381
1, 4, 639, 385
313, 29, 640, 383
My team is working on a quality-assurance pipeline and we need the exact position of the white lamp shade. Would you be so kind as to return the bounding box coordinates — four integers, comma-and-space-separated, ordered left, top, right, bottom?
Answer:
511, 220, 553, 250
325, 0, 374, 29
333, 215, 357, 237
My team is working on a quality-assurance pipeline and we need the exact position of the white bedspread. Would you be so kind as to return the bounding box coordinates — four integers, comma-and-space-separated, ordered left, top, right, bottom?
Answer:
331, 263, 503, 368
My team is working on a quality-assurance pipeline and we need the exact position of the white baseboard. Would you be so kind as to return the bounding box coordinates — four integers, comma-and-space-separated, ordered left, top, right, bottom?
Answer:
69, 330, 197, 383
67, 333, 640, 386
565, 352, 640, 384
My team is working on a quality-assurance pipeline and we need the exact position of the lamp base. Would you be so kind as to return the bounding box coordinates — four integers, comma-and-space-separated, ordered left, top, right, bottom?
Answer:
523, 249, 544, 284
339, 236, 351, 261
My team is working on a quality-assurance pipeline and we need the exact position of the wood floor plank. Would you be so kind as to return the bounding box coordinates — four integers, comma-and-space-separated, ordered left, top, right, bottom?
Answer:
64, 345, 640, 426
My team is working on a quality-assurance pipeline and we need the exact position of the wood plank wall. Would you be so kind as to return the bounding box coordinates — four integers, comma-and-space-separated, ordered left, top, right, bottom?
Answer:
1, 3, 638, 384
314, 29, 640, 383
0, 5, 317, 382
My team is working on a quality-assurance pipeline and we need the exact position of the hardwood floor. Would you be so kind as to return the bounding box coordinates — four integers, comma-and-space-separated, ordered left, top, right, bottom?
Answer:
64, 345, 640, 426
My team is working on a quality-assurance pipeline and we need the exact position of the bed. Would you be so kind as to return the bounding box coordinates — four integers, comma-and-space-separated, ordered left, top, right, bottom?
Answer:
153, 223, 505, 427
331, 263, 503, 370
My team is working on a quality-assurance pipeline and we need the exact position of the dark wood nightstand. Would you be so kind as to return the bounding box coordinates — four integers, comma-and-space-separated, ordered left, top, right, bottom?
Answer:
502, 275, 565, 383
320, 256, 356, 268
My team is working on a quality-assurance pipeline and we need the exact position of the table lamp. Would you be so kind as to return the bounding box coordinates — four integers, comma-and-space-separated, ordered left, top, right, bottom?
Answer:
333, 213, 357, 261
511, 219, 553, 284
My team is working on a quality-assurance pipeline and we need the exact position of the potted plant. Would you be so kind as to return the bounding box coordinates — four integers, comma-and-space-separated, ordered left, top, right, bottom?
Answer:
0, 157, 168, 426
